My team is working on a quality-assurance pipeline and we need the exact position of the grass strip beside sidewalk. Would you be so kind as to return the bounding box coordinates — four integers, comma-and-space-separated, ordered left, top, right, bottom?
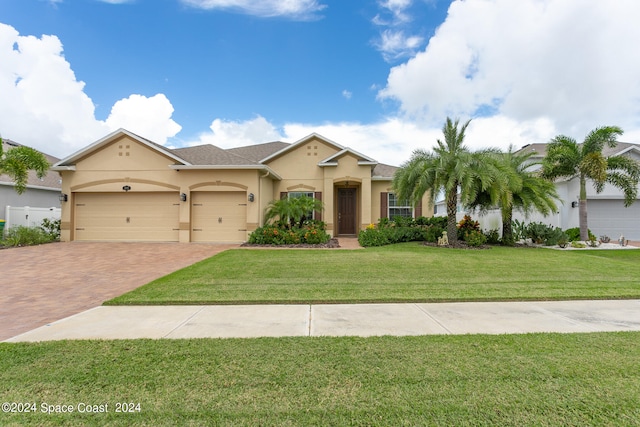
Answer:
2, 333, 640, 426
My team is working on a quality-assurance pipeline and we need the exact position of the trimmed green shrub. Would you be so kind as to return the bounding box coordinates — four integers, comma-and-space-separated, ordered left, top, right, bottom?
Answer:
391, 215, 415, 228
523, 222, 566, 246
248, 221, 330, 245
424, 225, 444, 243
357, 228, 390, 247
464, 230, 487, 247
564, 227, 595, 242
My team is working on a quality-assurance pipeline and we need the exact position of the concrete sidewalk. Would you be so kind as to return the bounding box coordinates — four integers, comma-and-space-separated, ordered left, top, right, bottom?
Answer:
6, 299, 640, 342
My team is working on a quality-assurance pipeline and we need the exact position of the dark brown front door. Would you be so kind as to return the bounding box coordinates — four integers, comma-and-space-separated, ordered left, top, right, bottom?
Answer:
337, 188, 356, 235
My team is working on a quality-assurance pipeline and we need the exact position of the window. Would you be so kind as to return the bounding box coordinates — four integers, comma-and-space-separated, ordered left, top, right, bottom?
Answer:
288, 191, 316, 220
388, 193, 413, 219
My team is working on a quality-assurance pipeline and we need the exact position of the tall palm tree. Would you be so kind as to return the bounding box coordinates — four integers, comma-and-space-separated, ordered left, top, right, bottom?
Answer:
0, 137, 50, 194
467, 146, 560, 244
542, 126, 640, 241
393, 117, 503, 242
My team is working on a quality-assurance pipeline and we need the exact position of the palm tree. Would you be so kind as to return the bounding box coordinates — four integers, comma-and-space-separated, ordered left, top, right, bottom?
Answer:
0, 137, 50, 194
264, 195, 323, 229
467, 146, 560, 244
393, 117, 503, 242
541, 126, 640, 241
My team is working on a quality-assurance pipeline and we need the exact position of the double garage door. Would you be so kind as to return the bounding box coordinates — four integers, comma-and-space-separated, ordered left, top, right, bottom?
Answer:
74, 192, 246, 242
587, 200, 640, 240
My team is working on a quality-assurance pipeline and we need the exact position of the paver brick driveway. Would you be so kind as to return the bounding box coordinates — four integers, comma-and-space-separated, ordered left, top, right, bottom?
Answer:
1, 242, 235, 341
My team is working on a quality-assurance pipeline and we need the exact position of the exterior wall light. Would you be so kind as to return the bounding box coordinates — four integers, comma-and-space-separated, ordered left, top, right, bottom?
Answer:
248, 193, 255, 202
571, 201, 578, 208
123, 185, 131, 192
59, 193, 68, 202
180, 193, 187, 202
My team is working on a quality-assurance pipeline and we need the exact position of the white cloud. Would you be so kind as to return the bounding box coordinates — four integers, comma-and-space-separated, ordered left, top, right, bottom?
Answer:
0, 23, 182, 158
189, 116, 284, 148
372, 0, 424, 61
0, 23, 107, 157
105, 94, 182, 144
376, 30, 423, 62
377, 0, 413, 24
342, 90, 352, 100
180, 0, 327, 20
379, 0, 640, 139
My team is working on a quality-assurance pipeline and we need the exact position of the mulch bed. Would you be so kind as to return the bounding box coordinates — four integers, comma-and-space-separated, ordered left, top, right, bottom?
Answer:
241, 238, 341, 249
422, 241, 492, 250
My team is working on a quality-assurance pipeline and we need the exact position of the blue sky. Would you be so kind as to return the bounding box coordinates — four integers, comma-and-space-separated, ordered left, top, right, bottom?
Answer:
2, 0, 640, 166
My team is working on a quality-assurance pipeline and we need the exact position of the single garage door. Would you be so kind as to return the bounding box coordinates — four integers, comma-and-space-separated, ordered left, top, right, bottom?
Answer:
191, 191, 247, 242
587, 200, 640, 240
74, 192, 180, 241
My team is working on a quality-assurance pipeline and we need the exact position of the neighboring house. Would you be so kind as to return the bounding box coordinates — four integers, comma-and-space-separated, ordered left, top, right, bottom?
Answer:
1, 139, 61, 224
435, 142, 640, 240
52, 129, 430, 243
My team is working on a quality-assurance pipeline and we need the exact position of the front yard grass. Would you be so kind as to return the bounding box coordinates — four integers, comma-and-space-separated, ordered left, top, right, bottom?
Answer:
106, 243, 640, 305
2, 333, 640, 426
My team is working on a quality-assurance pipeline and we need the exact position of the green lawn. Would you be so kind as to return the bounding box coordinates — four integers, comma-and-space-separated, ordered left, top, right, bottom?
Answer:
106, 243, 640, 305
2, 333, 640, 426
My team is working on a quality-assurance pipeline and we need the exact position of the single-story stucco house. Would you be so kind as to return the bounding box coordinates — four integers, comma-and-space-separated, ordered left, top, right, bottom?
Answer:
52, 129, 430, 243
435, 142, 640, 240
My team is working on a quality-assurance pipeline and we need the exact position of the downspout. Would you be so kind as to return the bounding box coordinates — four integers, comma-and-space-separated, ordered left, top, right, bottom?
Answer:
259, 169, 270, 226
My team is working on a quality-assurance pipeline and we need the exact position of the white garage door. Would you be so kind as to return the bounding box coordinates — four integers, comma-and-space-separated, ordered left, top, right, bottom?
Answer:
587, 200, 640, 240
191, 191, 247, 242
74, 192, 180, 241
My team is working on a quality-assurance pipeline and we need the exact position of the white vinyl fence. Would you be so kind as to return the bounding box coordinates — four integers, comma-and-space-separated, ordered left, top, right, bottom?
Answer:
4, 206, 61, 231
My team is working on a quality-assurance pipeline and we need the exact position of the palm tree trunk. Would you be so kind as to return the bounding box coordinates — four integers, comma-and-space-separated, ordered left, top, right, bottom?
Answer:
501, 206, 513, 245
446, 189, 458, 242
579, 175, 589, 240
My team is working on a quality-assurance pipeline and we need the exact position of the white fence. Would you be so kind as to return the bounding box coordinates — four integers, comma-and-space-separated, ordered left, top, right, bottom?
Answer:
3, 206, 61, 230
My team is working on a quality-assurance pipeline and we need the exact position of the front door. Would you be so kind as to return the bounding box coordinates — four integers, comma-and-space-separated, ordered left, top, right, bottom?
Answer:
337, 188, 357, 235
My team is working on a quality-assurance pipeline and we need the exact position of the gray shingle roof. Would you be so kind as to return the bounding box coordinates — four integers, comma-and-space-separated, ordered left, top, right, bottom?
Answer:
171, 144, 259, 166
518, 141, 640, 158
227, 141, 290, 162
372, 163, 397, 179
0, 139, 61, 190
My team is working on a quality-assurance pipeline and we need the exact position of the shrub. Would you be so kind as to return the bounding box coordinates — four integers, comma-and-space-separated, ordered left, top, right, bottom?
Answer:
457, 215, 480, 240
511, 219, 527, 241
248, 222, 330, 245
2, 225, 54, 247
358, 228, 390, 247
424, 225, 444, 243
464, 230, 487, 247
564, 227, 595, 242
40, 218, 61, 241
543, 228, 568, 246
391, 215, 415, 228
484, 228, 500, 245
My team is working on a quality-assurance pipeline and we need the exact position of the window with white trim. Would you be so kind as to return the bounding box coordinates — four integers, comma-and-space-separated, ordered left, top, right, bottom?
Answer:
388, 193, 413, 219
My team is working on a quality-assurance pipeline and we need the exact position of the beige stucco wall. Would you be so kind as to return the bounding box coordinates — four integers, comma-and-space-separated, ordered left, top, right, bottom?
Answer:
58, 132, 427, 242
59, 135, 263, 243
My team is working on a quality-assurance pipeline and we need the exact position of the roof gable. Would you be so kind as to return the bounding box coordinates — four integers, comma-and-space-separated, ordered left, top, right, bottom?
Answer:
318, 147, 377, 166
261, 132, 379, 168
52, 129, 189, 169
